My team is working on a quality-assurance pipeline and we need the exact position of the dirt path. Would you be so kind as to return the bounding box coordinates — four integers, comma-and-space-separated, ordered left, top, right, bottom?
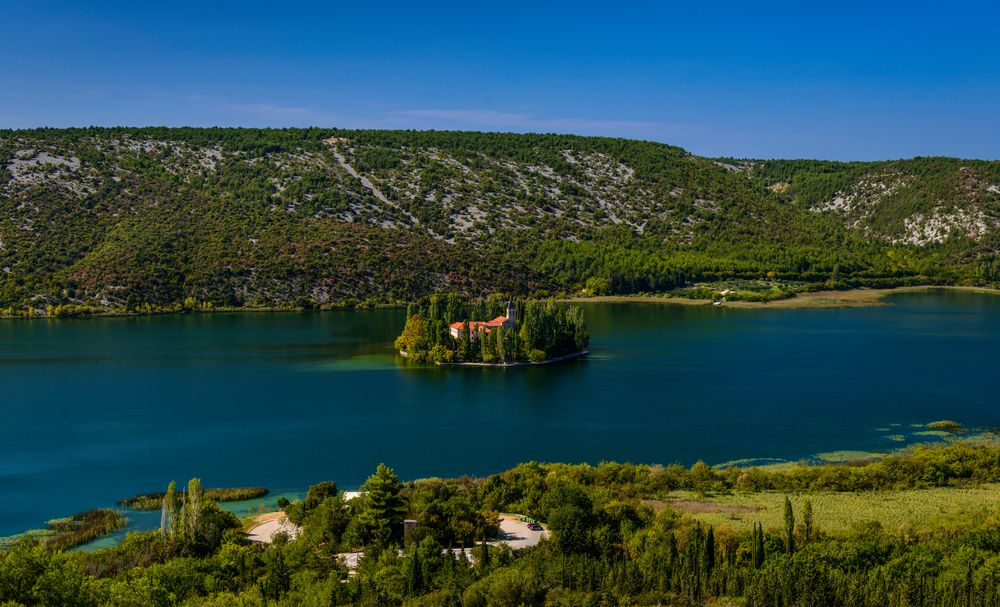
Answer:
325, 141, 435, 234
248, 508, 546, 563
247, 512, 300, 543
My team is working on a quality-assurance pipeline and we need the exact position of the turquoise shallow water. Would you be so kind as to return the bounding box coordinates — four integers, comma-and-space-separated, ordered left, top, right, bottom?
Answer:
1, 291, 998, 537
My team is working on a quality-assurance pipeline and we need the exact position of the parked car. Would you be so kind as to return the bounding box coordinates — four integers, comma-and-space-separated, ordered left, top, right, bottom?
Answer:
527, 522, 543, 531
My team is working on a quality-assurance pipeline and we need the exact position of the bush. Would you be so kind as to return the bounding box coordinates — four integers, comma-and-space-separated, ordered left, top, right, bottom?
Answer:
583, 277, 611, 296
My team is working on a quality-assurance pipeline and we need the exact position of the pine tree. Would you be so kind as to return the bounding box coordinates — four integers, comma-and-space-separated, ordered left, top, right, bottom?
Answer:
357, 463, 405, 546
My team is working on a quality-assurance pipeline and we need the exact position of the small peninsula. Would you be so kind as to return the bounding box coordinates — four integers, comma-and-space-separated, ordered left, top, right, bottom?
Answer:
394, 294, 588, 365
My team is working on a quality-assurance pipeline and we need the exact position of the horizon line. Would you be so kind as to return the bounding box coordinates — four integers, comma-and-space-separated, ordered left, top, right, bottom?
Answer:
3, 125, 998, 163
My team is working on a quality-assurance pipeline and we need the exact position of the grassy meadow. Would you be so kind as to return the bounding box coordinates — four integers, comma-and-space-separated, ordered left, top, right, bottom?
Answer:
663, 483, 1000, 536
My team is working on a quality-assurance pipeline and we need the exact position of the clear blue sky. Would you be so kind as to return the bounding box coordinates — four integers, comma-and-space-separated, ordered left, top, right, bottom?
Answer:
2, 1, 998, 160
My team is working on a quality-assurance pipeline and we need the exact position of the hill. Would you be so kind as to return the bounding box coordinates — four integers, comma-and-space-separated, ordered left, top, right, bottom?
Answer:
1, 128, 997, 313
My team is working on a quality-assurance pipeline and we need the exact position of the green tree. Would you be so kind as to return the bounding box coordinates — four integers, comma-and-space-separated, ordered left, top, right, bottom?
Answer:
303, 481, 339, 512
356, 464, 406, 546
802, 498, 814, 544
752, 522, 765, 569
258, 549, 290, 601
407, 547, 423, 595
31, 552, 92, 607
584, 276, 611, 295
186, 477, 205, 541
784, 496, 795, 555
705, 526, 715, 576
0, 540, 49, 605
394, 315, 428, 354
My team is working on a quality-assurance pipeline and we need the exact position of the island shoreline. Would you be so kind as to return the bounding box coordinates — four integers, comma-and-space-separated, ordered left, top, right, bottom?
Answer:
433, 349, 590, 367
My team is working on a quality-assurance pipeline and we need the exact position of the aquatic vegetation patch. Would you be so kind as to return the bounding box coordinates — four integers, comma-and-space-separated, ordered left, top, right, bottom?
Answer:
927, 419, 963, 431
715, 457, 789, 469
914, 430, 953, 438
120, 487, 268, 511
814, 450, 886, 463
0, 509, 127, 551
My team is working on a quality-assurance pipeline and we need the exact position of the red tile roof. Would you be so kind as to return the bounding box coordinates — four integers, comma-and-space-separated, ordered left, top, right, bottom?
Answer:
450, 316, 509, 333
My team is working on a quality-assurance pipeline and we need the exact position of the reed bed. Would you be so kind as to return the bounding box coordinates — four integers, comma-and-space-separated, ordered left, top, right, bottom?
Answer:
119, 487, 268, 510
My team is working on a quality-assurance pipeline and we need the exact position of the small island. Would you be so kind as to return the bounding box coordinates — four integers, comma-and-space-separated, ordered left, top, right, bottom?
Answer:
394, 295, 589, 365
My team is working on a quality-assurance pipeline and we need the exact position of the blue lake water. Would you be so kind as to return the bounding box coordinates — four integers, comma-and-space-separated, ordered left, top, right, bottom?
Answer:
1, 290, 998, 537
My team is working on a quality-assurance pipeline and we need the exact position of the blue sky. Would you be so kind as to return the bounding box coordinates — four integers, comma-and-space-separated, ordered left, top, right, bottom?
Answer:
2, 1, 998, 159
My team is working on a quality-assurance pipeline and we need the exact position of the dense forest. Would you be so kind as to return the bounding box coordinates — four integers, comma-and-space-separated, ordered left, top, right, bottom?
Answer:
7, 441, 1000, 606
394, 295, 588, 364
1, 128, 998, 315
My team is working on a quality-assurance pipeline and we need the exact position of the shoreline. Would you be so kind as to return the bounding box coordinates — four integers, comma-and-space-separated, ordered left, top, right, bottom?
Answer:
434, 349, 590, 367
1, 285, 997, 320
9, 431, 988, 548
560, 285, 1000, 310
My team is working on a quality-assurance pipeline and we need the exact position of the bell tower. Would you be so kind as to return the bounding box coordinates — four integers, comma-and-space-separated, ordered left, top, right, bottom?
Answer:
505, 299, 516, 330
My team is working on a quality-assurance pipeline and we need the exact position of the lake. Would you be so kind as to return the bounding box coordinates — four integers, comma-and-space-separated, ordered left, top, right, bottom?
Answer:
1, 290, 998, 537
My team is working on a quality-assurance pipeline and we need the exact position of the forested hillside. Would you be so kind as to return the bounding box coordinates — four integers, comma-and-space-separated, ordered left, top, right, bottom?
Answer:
1, 128, 997, 313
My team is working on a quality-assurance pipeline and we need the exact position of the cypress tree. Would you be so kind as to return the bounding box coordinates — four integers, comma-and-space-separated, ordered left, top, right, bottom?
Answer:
461, 321, 471, 360
784, 496, 795, 555
753, 523, 765, 569
408, 549, 422, 595
705, 526, 715, 577
668, 531, 679, 577
428, 295, 439, 321
803, 499, 814, 544
478, 538, 490, 571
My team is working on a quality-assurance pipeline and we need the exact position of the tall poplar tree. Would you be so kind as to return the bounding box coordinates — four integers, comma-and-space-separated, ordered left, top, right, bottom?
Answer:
187, 478, 204, 541
803, 499, 814, 544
